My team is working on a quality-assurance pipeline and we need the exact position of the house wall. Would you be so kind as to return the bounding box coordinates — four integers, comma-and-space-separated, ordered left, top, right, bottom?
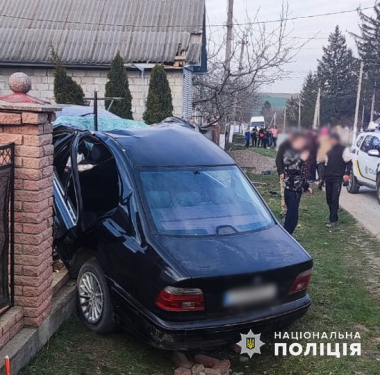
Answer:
0, 67, 183, 121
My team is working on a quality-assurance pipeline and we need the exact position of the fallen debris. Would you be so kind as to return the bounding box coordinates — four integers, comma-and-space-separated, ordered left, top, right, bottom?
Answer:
194, 354, 220, 368
172, 352, 192, 369
174, 367, 192, 375
212, 359, 231, 374
173, 353, 234, 375
192, 363, 205, 375
204, 368, 222, 375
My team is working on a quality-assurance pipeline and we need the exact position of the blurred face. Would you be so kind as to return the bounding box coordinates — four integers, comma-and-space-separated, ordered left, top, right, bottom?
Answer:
291, 135, 306, 151
330, 136, 339, 147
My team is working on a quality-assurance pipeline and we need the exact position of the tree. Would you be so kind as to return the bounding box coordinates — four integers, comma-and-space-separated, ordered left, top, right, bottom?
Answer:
143, 64, 173, 124
193, 3, 305, 125
285, 96, 300, 127
354, 3, 380, 123
261, 100, 274, 126
317, 26, 357, 125
51, 49, 85, 105
105, 52, 133, 119
300, 72, 318, 128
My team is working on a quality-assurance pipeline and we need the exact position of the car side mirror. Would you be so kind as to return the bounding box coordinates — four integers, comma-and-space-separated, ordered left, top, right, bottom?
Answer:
368, 149, 380, 157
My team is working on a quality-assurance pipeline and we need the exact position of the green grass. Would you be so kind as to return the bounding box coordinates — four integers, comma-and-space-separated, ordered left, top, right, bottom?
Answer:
21, 174, 380, 375
230, 142, 278, 158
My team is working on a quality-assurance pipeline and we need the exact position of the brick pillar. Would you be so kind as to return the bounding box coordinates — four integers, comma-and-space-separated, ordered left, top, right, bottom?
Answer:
0, 73, 61, 330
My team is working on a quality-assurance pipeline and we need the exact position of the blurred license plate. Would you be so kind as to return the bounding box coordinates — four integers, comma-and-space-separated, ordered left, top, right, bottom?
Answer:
224, 284, 277, 307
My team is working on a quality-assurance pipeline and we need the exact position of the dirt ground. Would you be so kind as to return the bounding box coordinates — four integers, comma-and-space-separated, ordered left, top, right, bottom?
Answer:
228, 150, 276, 173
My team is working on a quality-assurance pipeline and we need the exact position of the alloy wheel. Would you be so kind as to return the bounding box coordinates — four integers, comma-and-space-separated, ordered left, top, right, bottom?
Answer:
78, 271, 104, 324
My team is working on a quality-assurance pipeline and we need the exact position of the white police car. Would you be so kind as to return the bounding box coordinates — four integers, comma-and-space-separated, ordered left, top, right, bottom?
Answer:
347, 129, 380, 204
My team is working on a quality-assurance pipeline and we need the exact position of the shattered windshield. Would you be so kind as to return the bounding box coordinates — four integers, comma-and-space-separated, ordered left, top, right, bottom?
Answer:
139, 166, 273, 236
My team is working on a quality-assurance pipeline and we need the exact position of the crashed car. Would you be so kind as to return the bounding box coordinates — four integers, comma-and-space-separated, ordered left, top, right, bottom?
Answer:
53, 124, 313, 350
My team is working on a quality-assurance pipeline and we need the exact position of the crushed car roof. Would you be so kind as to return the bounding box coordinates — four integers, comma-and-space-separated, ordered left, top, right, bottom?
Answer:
106, 126, 235, 167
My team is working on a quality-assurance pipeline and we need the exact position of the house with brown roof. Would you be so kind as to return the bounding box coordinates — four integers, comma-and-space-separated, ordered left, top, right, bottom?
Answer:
0, 0, 207, 120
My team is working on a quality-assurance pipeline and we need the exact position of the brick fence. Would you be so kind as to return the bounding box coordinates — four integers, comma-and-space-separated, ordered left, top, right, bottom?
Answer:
0, 99, 60, 349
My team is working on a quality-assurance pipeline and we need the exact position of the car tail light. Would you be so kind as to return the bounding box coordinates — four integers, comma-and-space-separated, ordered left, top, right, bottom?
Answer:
156, 287, 205, 311
289, 269, 312, 294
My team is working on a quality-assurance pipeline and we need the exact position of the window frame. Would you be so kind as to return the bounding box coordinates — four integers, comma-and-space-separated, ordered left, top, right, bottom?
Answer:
360, 135, 375, 153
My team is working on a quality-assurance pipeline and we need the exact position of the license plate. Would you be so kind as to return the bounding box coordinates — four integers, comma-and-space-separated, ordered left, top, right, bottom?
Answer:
224, 284, 277, 307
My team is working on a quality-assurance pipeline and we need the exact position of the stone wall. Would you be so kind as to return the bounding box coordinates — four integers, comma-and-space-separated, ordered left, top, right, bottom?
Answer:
0, 67, 184, 121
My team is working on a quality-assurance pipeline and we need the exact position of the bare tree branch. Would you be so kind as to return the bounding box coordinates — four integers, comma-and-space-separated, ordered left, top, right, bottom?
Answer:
194, 1, 308, 126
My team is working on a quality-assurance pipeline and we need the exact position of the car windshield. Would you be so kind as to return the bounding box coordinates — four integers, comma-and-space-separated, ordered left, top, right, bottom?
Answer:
139, 166, 274, 236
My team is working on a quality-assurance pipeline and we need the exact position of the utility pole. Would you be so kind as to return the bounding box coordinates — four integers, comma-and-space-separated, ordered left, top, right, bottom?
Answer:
298, 96, 301, 130
361, 104, 365, 132
232, 36, 247, 124
225, 0, 234, 71
312, 88, 321, 130
370, 89, 376, 123
283, 105, 287, 133
238, 36, 246, 72
353, 61, 364, 145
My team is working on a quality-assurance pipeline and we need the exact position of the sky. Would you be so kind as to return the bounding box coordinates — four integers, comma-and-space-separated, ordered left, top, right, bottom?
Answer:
205, 0, 376, 93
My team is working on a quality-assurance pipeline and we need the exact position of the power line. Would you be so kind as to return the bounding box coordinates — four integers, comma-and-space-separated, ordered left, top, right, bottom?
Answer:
0, 6, 373, 29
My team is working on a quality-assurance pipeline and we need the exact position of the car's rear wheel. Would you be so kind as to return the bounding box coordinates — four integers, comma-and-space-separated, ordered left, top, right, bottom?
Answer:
377, 175, 380, 205
77, 258, 115, 334
347, 171, 360, 194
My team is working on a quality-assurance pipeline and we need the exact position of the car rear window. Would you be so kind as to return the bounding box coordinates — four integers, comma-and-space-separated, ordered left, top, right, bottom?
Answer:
139, 166, 274, 236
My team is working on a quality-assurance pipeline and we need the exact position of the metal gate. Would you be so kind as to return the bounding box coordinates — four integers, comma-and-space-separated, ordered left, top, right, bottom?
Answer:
0, 143, 14, 315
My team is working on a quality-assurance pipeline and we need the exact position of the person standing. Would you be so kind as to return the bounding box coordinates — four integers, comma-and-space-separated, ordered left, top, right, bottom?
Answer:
282, 134, 311, 234
267, 129, 273, 148
262, 128, 268, 149
272, 126, 279, 148
324, 133, 352, 228
276, 134, 293, 218
316, 127, 331, 190
258, 127, 264, 147
244, 129, 251, 148
251, 127, 257, 147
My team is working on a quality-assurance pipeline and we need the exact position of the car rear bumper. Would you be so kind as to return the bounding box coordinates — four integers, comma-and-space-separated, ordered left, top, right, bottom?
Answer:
114, 288, 311, 350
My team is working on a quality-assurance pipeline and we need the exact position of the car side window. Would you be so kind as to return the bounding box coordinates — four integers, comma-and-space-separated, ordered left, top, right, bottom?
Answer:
360, 136, 374, 153
371, 136, 380, 151
356, 136, 364, 148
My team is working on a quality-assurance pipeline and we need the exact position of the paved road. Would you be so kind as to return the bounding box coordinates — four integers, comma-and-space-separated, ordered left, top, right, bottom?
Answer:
340, 187, 380, 240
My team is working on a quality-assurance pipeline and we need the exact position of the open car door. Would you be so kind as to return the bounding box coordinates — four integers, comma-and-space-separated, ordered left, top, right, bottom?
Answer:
53, 128, 83, 245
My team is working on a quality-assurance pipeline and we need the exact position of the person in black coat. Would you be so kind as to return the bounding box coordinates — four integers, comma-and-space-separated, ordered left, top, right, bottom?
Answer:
282, 134, 312, 234
276, 136, 293, 217
324, 133, 352, 228
251, 128, 257, 147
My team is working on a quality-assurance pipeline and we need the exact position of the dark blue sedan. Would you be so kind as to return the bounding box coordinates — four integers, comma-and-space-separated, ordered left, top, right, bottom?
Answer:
53, 124, 312, 350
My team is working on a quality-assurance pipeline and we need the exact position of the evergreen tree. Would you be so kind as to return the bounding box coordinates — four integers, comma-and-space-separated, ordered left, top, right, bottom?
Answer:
105, 52, 133, 119
317, 26, 357, 125
261, 100, 273, 125
143, 64, 173, 124
285, 96, 300, 127
354, 3, 380, 123
51, 49, 85, 105
300, 72, 318, 128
